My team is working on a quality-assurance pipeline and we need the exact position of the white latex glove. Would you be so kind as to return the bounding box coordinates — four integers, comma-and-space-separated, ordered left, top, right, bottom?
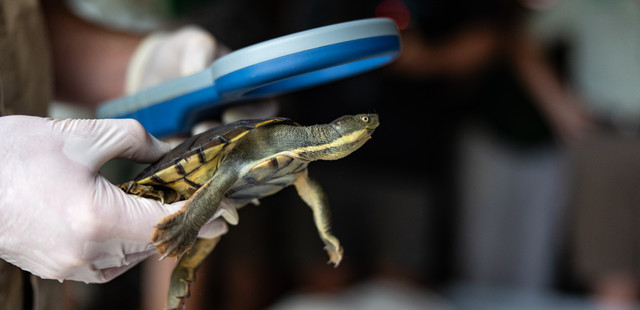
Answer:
125, 25, 231, 94
125, 25, 279, 140
0, 116, 228, 283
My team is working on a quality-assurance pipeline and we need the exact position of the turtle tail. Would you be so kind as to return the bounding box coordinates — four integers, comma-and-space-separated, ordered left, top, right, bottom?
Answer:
166, 237, 220, 310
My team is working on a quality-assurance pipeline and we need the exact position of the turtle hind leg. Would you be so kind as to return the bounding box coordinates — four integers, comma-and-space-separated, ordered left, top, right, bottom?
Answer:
166, 237, 220, 310
118, 181, 180, 203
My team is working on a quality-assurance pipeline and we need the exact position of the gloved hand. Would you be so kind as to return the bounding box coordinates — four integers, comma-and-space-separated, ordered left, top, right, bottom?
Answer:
125, 25, 231, 94
125, 25, 279, 138
0, 116, 228, 283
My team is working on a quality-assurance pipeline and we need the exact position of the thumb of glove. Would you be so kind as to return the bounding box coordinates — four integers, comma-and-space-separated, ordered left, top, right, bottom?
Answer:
58, 118, 170, 170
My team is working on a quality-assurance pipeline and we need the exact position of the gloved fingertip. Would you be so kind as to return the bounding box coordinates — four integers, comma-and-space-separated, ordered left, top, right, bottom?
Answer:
164, 200, 188, 214
98, 264, 140, 283
191, 120, 222, 136
125, 32, 167, 94
150, 135, 172, 154
115, 118, 171, 163
222, 99, 279, 124
198, 219, 228, 239
180, 42, 215, 76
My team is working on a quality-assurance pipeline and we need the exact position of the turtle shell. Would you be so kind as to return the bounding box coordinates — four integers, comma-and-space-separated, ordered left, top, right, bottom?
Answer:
134, 117, 298, 199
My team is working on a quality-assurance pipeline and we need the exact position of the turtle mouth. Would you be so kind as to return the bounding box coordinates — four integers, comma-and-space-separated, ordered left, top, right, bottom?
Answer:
365, 122, 378, 137
366, 128, 376, 136
367, 116, 380, 131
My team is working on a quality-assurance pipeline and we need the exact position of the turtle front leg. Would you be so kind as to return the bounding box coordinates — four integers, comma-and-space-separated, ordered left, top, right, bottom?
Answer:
166, 237, 220, 310
293, 169, 343, 266
152, 170, 238, 258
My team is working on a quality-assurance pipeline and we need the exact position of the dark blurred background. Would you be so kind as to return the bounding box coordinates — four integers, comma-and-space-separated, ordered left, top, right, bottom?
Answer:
53, 0, 640, 309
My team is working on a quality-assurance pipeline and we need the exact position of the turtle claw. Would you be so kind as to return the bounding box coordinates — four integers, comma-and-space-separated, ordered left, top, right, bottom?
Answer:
157, 250, 177, 262
322, 235, 343, 267
325, 244, 343, 267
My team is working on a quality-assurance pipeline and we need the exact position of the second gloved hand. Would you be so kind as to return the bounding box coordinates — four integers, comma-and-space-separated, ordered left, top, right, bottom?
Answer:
0, 116, 227, 283
124, 25, 279, 138
125, 25, 230, 94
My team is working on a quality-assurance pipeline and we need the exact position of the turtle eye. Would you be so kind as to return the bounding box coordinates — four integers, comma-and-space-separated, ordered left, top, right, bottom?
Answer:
360, 115, 370, 123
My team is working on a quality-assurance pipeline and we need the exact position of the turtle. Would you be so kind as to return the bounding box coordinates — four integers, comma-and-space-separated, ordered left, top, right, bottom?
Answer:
119, 113, 379, 309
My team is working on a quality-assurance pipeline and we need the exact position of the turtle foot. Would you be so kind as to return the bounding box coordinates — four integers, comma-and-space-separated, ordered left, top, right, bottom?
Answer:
323, 235, 343, 267
152, 212, 198, 259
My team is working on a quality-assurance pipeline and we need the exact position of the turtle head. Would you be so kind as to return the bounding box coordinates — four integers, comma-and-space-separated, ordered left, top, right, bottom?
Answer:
319, 113, 379, 160
330, 113, 379, 137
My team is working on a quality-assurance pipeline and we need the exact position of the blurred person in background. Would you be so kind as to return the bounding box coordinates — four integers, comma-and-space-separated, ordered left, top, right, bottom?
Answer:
517, 0, 640, 308
396, 0, 569, 298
